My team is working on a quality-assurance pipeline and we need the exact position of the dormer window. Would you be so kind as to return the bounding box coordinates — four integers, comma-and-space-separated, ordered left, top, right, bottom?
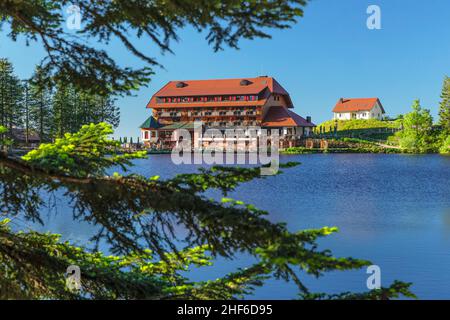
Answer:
176, 81, 187, 88
240, 79, 252, 86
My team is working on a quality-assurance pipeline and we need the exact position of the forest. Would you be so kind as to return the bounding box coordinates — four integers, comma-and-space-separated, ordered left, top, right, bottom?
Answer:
0, 58, 119, 145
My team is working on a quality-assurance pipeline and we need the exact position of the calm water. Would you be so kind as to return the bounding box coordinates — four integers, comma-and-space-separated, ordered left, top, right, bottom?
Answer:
27, 154, 450, 299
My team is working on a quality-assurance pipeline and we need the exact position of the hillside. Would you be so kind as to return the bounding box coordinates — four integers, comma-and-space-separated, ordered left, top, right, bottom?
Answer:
315, 119, 402, 141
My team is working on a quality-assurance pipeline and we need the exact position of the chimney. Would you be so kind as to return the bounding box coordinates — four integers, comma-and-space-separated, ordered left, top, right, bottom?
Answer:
339, 98, 344, 103
306, 116, 311, 123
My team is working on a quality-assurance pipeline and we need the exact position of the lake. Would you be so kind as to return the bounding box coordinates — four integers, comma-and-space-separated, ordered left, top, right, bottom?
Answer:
20, 153, 450, 299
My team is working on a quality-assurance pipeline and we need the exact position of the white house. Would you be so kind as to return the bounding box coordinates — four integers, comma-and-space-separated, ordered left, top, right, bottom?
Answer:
332, 98, 385, 120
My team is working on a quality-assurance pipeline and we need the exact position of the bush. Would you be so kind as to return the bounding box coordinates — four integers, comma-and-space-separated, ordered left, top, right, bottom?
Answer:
395, 100, 440, 153
439, 135, 450, 154
0, 126, 13, 152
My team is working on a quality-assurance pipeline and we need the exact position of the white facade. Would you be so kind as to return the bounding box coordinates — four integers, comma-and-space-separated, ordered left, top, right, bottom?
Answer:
141, 129, 158, 142
333, 101, 384, 120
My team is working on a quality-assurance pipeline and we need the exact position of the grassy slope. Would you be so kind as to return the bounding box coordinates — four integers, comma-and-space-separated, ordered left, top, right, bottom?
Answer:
316, 119, 402, 141
317, 119, 401, 131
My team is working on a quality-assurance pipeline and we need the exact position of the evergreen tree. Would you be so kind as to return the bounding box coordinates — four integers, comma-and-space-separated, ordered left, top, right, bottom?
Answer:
438, 76, 450, 132
29, 67, 54, 143
0, 59, 23, 139
52, 83, 74, 138
96, 95, 120, 128
397, 100, 435, 152
0, 1, 308, 96
21, 81, 31, 145
51, 82, 120, 138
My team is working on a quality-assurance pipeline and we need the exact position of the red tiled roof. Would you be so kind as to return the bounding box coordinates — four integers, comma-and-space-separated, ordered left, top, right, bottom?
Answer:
146, 76, 293, 108
155, 76, 288, 96
262, 106, 315, 127
332, 98, 385, 113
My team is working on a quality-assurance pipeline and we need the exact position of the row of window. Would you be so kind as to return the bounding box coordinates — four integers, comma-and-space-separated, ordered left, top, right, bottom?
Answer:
157, 110, 258, 117
204, 121, 258, 127
156, 106, 257, 112
192, 114, 256, 122
202, 110, 256, 116
158, 95, 259, 103
337, 112, 381, 118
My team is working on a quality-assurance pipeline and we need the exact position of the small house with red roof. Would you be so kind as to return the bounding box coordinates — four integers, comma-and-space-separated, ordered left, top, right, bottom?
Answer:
332, 98, 385, 120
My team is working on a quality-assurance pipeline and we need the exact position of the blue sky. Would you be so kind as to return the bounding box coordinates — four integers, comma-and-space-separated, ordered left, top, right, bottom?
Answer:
1, 0, 449, 139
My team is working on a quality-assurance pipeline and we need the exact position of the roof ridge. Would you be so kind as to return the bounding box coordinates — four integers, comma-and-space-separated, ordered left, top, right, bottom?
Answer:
165, 76, 274, 83
339, 97, 379, 100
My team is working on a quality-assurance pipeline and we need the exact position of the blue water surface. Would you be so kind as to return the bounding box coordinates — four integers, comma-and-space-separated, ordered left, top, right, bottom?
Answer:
27, 154, 450, 299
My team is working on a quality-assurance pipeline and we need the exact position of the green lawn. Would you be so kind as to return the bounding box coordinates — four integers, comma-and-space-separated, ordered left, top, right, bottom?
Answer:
315, 119, 402, 142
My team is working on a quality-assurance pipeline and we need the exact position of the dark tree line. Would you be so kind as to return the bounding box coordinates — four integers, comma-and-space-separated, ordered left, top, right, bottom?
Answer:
0, 58, 120, 143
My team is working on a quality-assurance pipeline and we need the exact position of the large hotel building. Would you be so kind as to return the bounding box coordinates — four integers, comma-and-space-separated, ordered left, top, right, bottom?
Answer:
140, 76, 315, 149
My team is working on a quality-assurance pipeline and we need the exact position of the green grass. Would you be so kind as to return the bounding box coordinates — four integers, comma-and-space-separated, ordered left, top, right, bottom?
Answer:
339, 137, 378, 145
281, 147, 318, 154
281, 146, 401, 155
315, 119, 402, 142
318, 119, 401, 131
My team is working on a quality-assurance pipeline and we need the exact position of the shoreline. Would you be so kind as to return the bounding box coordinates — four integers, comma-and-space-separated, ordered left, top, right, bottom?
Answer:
8, 145, 448, 156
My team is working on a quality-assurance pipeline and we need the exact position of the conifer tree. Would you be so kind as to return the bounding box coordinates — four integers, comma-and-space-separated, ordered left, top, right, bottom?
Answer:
0, 59, 23, 139
21, 81, 31, 145
29, 67, 54, 143
52, 83, 73, 138
438, 76, 450, 132
397, 100, 434, 152
0, 0, 308, 95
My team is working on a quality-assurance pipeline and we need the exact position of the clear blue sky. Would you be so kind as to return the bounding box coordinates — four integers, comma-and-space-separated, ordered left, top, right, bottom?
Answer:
1, 0, 449, 139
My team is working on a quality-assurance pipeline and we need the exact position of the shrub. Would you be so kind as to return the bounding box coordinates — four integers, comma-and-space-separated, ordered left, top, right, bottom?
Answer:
439, 135, 450, 154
